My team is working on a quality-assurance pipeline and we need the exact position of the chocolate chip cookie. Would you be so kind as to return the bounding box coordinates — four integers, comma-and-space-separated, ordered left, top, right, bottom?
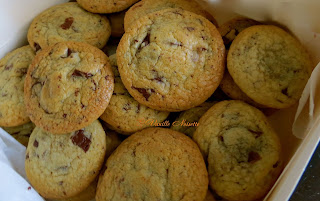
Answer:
228, 25, 312, 109
218, 18, 265, 107
25, 120, 107, 199
2, 122, 35, 147
124, 0, 217, 31
193, 100, 282, 201
24, 42, 114, 134
170, 102, 215, 138
77, 0, 139, 14
0, 46, 35, 127
100, 54, 170, 134
28, 2, 111, 52
117, 9, 225, 112
96, 127, 208, 201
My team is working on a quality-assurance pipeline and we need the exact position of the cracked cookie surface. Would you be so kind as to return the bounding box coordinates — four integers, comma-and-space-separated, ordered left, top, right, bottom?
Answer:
24, 42, 114, 134
77, 0, 139, 13
227, 25, 312, 109
28, 2, 111, 52
0, 46, 35, 127
25, 120, 107, 199
124, 0, 217, 31
100, 54, 170, 134
193, 100, 282, 201
96, 127, 208, 201
117, 9, 225, 112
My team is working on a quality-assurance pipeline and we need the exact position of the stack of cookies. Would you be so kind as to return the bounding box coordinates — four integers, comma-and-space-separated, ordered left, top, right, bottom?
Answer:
0, 0, 313, 201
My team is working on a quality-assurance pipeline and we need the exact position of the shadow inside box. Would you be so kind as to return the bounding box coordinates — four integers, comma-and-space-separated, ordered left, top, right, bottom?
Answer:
290, 142, 320, 201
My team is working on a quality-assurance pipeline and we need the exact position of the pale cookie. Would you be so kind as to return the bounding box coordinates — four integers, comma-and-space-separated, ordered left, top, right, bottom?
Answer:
48, 178, 98, 201
108, 10, 126, 37
0, 46, 35, 127
228, 25, 312, 109
2, 122, 35, 147
28, 2, 111, 52
193, 100, 282, 201
25, 120, 107, 199
124, 0, 217, 31
218, 18, 265, 107
77, 0, 139, 14
100, 54, 170, 134
171, 102, 215, 138
24, 42, 114, 134
220, 71, 266, 108
117, 9, 225, 112
96, 127, 208, 201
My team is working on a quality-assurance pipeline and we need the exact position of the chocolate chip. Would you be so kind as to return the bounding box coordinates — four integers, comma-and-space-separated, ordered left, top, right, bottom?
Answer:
248, 129, 263, 138
186, 27, 195, 31
219, 135, 224, 142
72, 70, 93, 78
123, 103, 131, 111
4, 64, 13, 71
169, 42, 183, 47
136, 104, 141, 113
248, 151, 261, 163
71, 130, 92, 153
33, 140, 39, 148
131, 86, 155, 101
60, 17, 74, 30
63, 114, 67, 118
138, 33, 151, 51
172, 11, 183, 16
75, 88, 80, 96
61, 48, 73, 58
281, 87, 289, 97
34, 43, 41, 52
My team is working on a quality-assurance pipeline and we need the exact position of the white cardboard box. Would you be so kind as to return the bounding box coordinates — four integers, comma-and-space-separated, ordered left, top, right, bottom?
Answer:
0, 0, 319, 200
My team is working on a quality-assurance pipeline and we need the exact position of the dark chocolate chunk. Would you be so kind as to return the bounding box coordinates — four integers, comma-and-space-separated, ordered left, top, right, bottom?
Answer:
169, 42, 182, 47
4, 64, 13, 71
33, 140, 39, 148
71, 130, 92, 153
248, 129, 263, 138
72, 70, 93, 78
60, 17, 74, 30
34, 43, 41, 52
186, 27, 195, 31
281, 87, 289, 97
138, 33, 151, 51
131, 86, 155, 101
63, 114, 67, 118
248, 151, 261, 163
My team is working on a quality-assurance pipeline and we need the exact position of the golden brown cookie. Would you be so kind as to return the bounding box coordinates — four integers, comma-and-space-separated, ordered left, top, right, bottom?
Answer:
193, 100, 282, 201
2, 122, 35, 146
227, 25, 312, 109
25, 120, 107, 199
96, 127, 208, 201
117, 9, 225, 112
124, 0, 217, 31
28, 2, 111, 52
77, 0, 139, 14
24, 42, 114, 134
0, 46, 35, 127
100, 54, 170, 134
